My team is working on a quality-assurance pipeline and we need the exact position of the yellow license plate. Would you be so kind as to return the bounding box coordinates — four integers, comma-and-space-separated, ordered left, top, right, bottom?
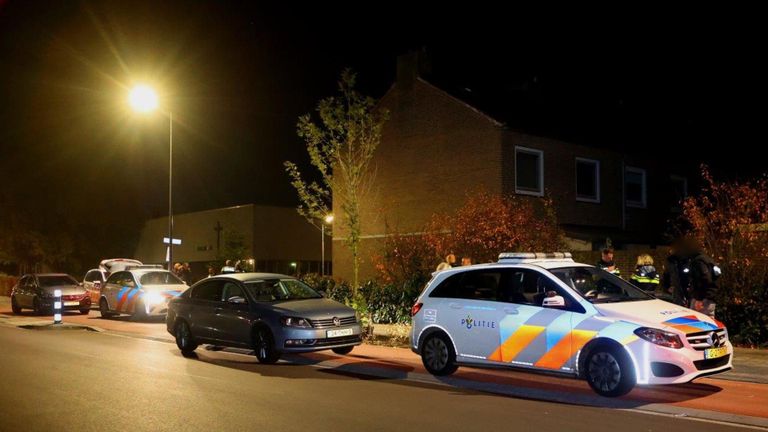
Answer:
704, 346, 728, 359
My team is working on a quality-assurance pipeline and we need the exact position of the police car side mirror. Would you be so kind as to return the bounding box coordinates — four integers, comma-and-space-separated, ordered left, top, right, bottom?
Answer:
542, 291, 566, 309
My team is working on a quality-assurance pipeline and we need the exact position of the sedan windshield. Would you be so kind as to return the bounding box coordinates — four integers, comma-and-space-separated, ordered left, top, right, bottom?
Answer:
549, 266, 654, 304
139, 272, 183, 285
38, 275, 79, 287
245, 279, 322, 302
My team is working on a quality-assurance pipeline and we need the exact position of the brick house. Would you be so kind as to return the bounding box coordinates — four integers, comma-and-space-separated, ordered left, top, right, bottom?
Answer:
332, 52, 695, 282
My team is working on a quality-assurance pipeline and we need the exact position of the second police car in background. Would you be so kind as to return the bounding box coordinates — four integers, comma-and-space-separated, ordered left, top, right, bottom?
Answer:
411, 252, 733, 397
99, 265, 188, 319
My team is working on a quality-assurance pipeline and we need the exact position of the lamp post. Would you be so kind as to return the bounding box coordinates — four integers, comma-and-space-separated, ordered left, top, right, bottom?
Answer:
129, 84, 174, 271
321, 214, 334, 276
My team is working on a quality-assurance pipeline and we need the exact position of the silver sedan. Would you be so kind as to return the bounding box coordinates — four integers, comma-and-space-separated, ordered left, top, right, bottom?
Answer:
166, 273, 362, 363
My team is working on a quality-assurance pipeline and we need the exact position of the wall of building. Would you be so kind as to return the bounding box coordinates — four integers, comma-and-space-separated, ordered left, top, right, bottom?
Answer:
502, 131, 625, 230
135, 204, 327, 280
134, 204, 255, 265
332, 78, 504, 283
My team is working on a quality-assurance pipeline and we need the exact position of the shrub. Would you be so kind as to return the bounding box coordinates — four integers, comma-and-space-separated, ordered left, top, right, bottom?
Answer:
425, 190, 565, 264
680, 166, 768, 346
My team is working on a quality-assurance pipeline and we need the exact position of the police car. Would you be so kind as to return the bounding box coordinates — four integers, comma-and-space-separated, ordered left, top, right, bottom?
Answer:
410, 252, 732, 397
99, 266, 188, 319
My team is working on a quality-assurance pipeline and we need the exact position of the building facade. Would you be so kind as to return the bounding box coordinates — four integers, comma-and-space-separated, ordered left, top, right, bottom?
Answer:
331, 53, 695, 282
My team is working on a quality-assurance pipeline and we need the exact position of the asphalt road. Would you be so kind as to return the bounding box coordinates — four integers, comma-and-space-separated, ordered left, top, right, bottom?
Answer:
0, 325, 755, 432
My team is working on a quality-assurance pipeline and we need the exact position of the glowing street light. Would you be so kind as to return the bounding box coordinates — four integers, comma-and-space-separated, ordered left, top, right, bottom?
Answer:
129, 84, 175, 271
128, 85, 159, 113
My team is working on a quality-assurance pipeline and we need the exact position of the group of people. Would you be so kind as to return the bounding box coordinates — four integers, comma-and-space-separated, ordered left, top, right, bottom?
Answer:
435, 254, 472, 271
172, 262, 192, 284
596, 241, 720, 318
434, 241, 720, 319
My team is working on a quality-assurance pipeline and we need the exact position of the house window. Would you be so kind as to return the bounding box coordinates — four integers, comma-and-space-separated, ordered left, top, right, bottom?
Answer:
575, 158, 600, 203
670, 175, 688, 212
625, 167, 647, 208
515, 146, 544, 196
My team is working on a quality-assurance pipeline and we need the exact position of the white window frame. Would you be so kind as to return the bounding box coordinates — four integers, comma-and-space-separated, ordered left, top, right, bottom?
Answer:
515, 146, 544, 197
625, 166, 647, 209
575, 157, 601, 203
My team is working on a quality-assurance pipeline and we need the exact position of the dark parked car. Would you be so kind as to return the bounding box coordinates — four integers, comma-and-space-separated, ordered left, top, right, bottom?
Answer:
166, 273, 362, 363
11, 273, 91, 315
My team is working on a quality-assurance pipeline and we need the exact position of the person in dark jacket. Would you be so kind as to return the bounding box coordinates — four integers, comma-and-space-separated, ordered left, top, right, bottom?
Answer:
661, 239, 692, 306
596, 246, 621, 276
688, 249, 720, 318
630, 254, 660, 293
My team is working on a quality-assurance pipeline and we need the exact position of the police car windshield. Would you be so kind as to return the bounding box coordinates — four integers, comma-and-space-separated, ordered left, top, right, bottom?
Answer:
139, 272, 183, 285
549, 266, 654, 304
244, 279, 322, 302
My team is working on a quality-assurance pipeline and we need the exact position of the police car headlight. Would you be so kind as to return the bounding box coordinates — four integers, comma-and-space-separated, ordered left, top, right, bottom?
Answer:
144, 292, 165, 305
634, 327, 684, 349
281, 317, 312, 328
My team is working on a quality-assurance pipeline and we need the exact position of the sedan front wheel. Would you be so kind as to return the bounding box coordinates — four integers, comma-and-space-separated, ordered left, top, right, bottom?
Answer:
253, 327, 280, 364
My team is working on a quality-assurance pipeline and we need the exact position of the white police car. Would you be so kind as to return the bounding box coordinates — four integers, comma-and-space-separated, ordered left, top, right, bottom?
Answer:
410, 252, 733, 397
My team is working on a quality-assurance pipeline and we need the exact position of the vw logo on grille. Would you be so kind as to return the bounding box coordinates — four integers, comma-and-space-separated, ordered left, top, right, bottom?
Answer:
332, 317, 341, 327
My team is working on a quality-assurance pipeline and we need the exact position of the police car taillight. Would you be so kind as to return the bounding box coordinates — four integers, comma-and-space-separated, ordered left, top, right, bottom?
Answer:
411, 302, 423, 317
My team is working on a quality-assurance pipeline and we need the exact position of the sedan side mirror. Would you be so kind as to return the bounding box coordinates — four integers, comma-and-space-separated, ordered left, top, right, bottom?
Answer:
228, 296, 248, 305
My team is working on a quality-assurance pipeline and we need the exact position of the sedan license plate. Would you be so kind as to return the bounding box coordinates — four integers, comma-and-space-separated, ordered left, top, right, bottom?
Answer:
327, 328, 353, 338
704, 346, 728, 359
64, 301, 80, 306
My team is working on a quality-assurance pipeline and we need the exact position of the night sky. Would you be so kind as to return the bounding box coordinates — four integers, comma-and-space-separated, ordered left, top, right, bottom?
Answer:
1, 2, 766, 265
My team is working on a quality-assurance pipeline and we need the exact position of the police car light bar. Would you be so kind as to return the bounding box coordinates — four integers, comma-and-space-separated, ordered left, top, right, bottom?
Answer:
498, 252, 573, 262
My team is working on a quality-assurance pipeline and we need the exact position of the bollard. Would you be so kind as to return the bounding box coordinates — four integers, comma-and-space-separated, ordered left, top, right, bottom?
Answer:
53, 289, 62, 324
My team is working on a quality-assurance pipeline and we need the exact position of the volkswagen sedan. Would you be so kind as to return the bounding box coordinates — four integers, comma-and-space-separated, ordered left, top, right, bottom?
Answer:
166, 273, 362, 363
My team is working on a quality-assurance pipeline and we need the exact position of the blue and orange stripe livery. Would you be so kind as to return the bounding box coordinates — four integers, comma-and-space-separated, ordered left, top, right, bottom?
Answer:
486, 308, 639, 371
113, 287, 182, 313
662, 315, 719, 334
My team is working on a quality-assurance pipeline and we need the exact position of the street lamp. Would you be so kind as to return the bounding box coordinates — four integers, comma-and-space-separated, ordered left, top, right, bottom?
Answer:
129, 84, 174, 271
321, 214, 334, 277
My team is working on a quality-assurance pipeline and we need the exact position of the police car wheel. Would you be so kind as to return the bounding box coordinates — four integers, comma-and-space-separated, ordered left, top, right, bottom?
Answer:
253, 327, 280, 364
133, 299, 147, 321
332, 346, 354, 355
10, 296, 21, 314
421, 333, 457, 376
585, 347, 635, 397
99, 298, 116, 318
175, 321, 198, 355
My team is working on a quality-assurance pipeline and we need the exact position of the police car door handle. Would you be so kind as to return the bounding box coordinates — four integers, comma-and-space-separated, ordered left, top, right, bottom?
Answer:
504, 307, 519, 315
448, 302, 462, 309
